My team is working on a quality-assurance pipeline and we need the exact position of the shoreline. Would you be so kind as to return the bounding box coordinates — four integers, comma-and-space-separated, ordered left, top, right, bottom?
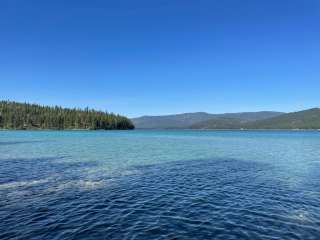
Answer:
0, 128, 134, 131
1, 128, 319, 132
133, 128, 320, 131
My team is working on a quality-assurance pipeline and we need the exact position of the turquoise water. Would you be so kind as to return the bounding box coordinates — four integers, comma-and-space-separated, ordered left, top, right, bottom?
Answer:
1, 130, 320, 239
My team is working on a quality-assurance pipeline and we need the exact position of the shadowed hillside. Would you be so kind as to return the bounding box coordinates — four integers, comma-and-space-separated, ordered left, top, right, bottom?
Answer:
190, 118, 243, 129
191, 108, 320, 130
244, 108, 320, 129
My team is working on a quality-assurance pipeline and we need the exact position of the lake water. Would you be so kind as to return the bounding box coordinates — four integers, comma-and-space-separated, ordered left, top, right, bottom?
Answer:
1, 130, 320, 239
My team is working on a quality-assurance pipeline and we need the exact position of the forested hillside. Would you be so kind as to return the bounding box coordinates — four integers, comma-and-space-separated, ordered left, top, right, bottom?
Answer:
191, 108, 320, 129
244, 108, 320, 129
190, 118, 243, 129
132, 108, 320, 130
0, 101, 134, 130
132, 111, 284, 129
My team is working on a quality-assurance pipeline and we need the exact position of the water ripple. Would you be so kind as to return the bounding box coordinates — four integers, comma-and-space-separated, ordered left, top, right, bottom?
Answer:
1, 158, 319, 239
1, 130, 320, 239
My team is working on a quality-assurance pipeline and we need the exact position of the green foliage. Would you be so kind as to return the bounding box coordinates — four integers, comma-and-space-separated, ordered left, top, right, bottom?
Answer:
0, 101, 134, 130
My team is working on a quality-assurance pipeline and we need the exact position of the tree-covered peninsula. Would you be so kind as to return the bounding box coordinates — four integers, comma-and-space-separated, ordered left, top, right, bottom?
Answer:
0, 101, 134, 130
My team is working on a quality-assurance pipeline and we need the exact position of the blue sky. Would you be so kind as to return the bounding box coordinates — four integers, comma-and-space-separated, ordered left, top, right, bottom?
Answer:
0, 0, 319, 117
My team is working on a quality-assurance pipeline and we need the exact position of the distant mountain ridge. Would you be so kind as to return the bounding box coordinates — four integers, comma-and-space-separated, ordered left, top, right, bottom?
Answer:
132, 108, 320, 129
132, 111, 285, 129
192, 108, 320, 130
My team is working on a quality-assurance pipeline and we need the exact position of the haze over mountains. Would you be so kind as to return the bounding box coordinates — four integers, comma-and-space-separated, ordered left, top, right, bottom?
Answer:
132, 108, 320, 129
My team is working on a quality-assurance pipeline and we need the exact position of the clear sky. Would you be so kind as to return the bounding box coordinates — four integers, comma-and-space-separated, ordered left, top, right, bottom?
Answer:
1, 0, 319, 117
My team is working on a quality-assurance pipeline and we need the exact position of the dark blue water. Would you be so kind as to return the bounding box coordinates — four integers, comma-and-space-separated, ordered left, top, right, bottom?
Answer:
1, 130, 320, 239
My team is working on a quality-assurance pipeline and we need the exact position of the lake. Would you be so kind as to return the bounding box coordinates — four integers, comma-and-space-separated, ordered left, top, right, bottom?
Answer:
1, 130, 320, 239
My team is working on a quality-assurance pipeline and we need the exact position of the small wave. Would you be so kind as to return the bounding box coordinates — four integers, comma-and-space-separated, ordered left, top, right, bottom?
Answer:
120, 169, 141, 177
50, 179, 112, 192
0, 179, 49, 190
289, 209, 312, 222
